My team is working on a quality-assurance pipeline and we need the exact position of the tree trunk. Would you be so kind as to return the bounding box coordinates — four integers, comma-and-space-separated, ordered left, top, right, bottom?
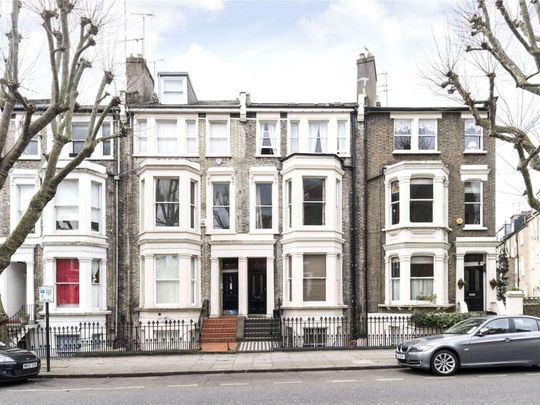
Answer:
0, 295, 9, 346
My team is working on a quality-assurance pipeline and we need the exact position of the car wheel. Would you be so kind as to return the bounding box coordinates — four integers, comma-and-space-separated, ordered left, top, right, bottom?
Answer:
430, 350, 458, 376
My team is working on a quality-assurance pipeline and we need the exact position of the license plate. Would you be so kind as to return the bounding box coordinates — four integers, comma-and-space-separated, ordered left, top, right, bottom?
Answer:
396, 353, 406, 360
22, 362, 37, 369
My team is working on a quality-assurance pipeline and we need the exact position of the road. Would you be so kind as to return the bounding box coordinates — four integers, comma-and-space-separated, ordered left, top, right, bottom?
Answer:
2, 367, 540, 404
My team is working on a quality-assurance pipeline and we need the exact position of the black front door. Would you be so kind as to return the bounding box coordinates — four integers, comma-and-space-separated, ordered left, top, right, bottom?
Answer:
248, 258, 266, 315
465, 266, 484, 312
222, 272, 239, 314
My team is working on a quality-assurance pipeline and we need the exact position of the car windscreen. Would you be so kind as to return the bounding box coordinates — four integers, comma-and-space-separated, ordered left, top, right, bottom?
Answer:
444, 318, 486, 334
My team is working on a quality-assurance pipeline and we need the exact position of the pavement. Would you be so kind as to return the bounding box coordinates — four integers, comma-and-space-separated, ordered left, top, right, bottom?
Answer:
39, 349, 398, 378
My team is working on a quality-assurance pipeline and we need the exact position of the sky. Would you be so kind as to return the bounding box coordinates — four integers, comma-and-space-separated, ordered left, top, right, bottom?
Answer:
5, 0, 537, 229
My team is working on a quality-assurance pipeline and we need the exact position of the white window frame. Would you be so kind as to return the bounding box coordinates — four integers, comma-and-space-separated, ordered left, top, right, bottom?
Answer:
460, 165, 489, 230
463, 117, 484, 153
55, 179, 80, 232
154, 254, 180, 306
286, 179, 292, 229
21, 135, 40, 159
464, 180, 483, 227
336, 120, 349, 156
90, 181, 102, 233
390, 257, 400, 302
190, 180, 198, 230
136, 119, 149, 154
256, 118, 280, 157
159, 76, 187, 104
154, 177, 180, 228
302, 176, 326, 226
156, 119, 180, 155
409, 178, 434, 224
185, 119, 198, 156
303, 254, 326, 302
10, 170, 39, 235
91, 259, 102, 310
249, 167, 278, 234
288, 120, 300, 155
391, 114, 441, 154
287, 255, 293, 303
190, 256, 197, 306
307, 120, 329, 153
58, 116, 114, 160
410, 256, 434, 301
206, 117, 230, 157
206, 168, 235, 234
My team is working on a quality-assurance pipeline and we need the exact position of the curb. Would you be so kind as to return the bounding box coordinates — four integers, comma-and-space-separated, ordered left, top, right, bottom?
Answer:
36, 364, 400, 379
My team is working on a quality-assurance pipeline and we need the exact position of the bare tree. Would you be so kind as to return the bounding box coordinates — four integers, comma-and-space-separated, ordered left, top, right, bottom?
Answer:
429, 0, 540, 212
0, 0, 126, 343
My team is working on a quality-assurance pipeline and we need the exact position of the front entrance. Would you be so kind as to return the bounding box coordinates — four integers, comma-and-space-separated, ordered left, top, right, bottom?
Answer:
464, 254, 485, 312
221, 258, 239, 315
248, 258, 266, 315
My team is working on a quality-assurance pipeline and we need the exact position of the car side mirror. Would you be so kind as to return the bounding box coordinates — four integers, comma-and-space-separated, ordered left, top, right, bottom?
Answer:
477, 327, 489, 337
0, 341, 6, 349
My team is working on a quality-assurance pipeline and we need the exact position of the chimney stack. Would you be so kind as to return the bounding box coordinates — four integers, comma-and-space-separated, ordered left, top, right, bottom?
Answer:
356, 53, 377, 107
126, 54, 155, 105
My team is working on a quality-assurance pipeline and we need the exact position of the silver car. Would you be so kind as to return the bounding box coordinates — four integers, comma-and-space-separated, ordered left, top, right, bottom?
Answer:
396, 315, 540, 376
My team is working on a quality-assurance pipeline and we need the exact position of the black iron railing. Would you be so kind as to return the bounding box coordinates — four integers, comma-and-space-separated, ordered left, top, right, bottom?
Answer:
18, 320, 201, 358
8, 304, 36, 326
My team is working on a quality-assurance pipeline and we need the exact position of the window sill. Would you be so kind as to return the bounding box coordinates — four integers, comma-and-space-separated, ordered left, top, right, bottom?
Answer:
18, 156, 40, 160
378, 303, 455, 310
255, 154, 281, 158
393, 150, 441, 155
463, 150, 487, 155
463, 225, 488, 231
383, 224, 451, 232
205, 154, 232, 158
135, 307, 203, 312
249, 229, 278, 235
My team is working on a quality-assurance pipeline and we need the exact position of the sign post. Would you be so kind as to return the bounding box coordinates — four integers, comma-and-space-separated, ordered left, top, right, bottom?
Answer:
38, 286, 54, 372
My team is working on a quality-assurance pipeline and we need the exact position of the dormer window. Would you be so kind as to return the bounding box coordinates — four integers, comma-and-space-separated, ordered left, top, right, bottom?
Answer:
160, 76, 186, 104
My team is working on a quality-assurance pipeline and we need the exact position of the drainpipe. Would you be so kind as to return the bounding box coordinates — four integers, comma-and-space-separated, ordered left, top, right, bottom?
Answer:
349, 109, 358, 338
363, 110, 369, 331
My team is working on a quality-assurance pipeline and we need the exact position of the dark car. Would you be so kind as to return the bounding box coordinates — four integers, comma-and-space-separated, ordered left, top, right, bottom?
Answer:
0, 341, 41, 382
396, 315, 540, 376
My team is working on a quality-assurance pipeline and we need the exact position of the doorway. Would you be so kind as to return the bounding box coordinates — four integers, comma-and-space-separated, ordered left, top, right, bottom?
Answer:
464, 254, 485, 312
221, 258, 238, 315
248, 258, 267, 315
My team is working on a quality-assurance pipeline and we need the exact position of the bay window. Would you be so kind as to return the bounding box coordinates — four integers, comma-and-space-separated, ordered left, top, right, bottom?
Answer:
156, 120, 178, 154
303, 254, 326, 301
464, 181, 482, 225
287, 255, 293, 302
190, 257, 197, 305
190, 180, 197, 229
55, 179, 79, 230
212, 182, 230, 230
255, 183, 272, 229
155, 255, 179, 305
410, 179, 433, 223
56, 259, 79, 307
391, 180, 400, 225
308, 121, 328, 153
91, 259, 101, 309
91, 182, 101, 232
391, 257, 400, 301
303, 177, 325, 226
286, 180, 292, 228
208, 121, 229, 155
258, 121, 278, 156
155, 178, 179, 227
410, 256, 434, 300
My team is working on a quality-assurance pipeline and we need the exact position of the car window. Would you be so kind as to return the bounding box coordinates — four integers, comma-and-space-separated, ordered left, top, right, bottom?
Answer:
482, 318, 510, 335
514, 318, 539, 332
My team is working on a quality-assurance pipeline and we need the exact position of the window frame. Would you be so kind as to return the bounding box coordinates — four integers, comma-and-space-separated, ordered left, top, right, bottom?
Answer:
190, 180, 198, 230
55, 179, 80, 231
392, 115, 441, 154
160, 76, 186, 104
464, 180, 483, 227
254, 182, 273, 230
185, 119, 198, 156
21, 134, 40, 159
154, 254, 180, 306
90, 181, 102, 233
307, 120, 329, 154
336, 120, 349, 155
211, 181, 231, 231
410, 256, 434, 301
154, 177, 180, 228
288, 120, 300, 155
464, 118, 483, 152
256, 120, 280, 157
303, 254, 327, 302
156, 119, 179, 155
56, 258, 80, 308
206, 119, 230, 157
390, 180, 400, 225
409, 178, 434, 224
390, 257, 400, 301
302, 177, 326, 226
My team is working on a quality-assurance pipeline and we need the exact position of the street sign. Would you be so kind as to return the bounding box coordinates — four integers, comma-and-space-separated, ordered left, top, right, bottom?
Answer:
38, 286, 54, 303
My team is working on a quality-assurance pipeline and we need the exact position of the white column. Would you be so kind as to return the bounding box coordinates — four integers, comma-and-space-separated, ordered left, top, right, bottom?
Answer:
100, 260, 107, 311
238, 257, 248, 316
266, 257, 274, 316
210, 258, 220, 316
433, 176, 445, 226
144, 254, 154, 309
486, 253, 498, 305
44, 258, 56, 311
434, 254, 446, 305
455, 254, 465, 305
26, 262, 35, 308
292, 253, 303, 306
384, 181, 390, 227
399, 177, 410, 225
400, 255, 411, 303
79, 258, 92, 311
326, 254, 337, 305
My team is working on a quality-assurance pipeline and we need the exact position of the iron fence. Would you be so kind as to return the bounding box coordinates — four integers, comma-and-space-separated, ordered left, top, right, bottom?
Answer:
13, 320, 201, 357
281, 317, 352, 348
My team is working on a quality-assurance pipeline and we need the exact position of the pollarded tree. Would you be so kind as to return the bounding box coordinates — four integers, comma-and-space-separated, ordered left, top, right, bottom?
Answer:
496, 248, 510, 301
429, 0, 540, 212
0, 0, 127, 343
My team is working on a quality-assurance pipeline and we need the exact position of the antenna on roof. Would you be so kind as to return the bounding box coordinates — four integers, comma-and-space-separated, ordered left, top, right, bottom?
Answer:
377, 72, 390, 106
131, 12, 155, 58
